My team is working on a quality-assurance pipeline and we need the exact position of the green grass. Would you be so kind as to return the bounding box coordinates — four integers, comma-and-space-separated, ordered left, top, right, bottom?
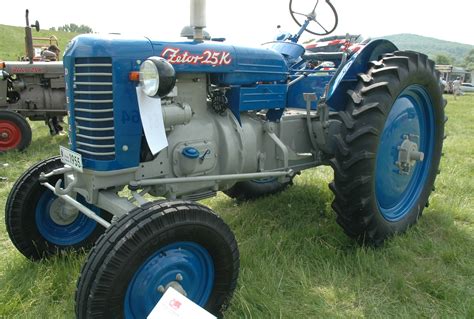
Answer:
0, 24, 79, 61
1, 95, 473, 318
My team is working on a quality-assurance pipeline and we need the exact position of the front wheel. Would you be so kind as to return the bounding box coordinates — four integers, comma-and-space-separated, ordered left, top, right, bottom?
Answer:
75, 200, 239, 319
329, 51, 445, 245
5, 157, 110, 260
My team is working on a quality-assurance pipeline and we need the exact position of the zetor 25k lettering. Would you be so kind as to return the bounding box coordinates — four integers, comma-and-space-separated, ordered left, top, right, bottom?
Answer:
161, 47, 232, 65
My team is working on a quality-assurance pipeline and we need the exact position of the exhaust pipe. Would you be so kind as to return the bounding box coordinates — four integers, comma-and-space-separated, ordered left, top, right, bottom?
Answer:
25, 10, 34, 63
190, 0, 206, 41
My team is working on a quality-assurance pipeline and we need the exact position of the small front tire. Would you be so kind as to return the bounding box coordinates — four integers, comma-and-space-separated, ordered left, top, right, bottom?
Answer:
75, 200, 239, 319
5, 157, 110, 260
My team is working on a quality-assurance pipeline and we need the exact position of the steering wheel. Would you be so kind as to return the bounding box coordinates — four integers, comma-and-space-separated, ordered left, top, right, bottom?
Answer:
289, 0, 338, 36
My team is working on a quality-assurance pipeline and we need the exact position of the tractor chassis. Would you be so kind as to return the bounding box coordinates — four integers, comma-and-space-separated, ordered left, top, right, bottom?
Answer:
38, 107, 333, 228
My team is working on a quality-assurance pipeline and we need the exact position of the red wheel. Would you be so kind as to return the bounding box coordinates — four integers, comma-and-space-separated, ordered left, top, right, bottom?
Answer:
0, 110, 32, 152
0, 120, 22, 149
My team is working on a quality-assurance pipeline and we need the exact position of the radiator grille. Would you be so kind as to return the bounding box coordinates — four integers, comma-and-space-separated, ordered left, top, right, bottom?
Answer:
73, 57, 115, 160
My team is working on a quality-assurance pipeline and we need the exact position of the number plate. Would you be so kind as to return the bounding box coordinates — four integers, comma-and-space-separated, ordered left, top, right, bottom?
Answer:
60, 146, 83, 172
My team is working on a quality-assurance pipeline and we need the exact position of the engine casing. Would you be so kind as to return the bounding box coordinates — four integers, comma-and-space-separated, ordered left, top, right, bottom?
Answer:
1, 61, 66, 119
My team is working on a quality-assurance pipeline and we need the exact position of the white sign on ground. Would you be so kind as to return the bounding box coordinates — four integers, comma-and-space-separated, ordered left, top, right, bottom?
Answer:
147, 287, 216, 319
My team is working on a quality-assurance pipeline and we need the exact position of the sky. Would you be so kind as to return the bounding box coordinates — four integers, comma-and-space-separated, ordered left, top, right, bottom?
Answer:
2, 0, 473, 46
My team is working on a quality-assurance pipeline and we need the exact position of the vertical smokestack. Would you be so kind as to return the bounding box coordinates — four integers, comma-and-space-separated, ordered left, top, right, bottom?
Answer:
190, 0, 206, 41
25, 9, 34, 64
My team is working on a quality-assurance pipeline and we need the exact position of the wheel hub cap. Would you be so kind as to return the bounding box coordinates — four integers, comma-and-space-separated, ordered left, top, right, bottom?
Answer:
48, 198, 79, 225
0, 120, 22, 150
156, 273, 187, 296
35, 191, 100, 245
396, 134, 424, 175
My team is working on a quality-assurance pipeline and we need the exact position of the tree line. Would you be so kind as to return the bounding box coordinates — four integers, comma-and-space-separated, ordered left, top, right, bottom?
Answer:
435, 49, 474, 70
49, 24, 93, 34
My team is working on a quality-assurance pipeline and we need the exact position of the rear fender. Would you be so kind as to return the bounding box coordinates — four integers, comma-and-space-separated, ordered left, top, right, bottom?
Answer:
325, 39, 398, 111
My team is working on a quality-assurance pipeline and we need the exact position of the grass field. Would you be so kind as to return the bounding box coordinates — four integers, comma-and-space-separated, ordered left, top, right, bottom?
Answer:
0, 94, 473, 318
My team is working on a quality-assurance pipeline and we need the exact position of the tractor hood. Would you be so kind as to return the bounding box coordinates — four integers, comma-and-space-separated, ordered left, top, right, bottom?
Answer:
64, 34, 289, 85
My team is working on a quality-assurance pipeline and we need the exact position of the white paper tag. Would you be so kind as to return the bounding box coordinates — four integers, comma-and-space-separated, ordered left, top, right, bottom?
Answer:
136, 87, 168, 155
147, 287, 216, 319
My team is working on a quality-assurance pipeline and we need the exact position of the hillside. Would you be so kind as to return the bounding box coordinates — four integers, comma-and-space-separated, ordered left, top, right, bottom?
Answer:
0, 24, 79, 61
1, 24, 472, 66
381, 33, 474, 64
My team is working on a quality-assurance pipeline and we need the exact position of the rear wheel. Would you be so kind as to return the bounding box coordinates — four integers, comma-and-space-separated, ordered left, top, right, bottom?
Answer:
75, 200, 239, 319
5, 157, 110, 260
329, 51, 445, 245
0, 110, 32, 152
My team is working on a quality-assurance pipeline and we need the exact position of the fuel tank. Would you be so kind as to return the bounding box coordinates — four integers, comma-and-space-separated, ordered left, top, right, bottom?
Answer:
152, 40, 289, 85
4, 61, 63, 75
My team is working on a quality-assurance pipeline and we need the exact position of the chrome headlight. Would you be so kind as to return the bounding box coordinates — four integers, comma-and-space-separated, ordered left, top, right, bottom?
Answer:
139, 57, 176, 98
139, 60, 160, 97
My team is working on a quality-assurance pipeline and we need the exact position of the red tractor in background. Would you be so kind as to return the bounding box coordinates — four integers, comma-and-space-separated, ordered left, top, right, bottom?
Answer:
0, 10, 66, 152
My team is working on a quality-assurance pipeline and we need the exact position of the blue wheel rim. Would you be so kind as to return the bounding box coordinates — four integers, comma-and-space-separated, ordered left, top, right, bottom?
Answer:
375, 85, 435, 221
124, 241, 214, 318
35, 190, 100, 245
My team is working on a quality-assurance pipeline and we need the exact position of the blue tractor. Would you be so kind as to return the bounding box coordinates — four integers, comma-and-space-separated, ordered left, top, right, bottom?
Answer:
5, 0, 445, 317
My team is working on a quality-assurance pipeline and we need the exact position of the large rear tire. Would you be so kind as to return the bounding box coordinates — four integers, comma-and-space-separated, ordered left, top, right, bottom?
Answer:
0, 110, 32, 152
5, 157, 110, 260
75, 200, 239, 319
329, 51, 445, 245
